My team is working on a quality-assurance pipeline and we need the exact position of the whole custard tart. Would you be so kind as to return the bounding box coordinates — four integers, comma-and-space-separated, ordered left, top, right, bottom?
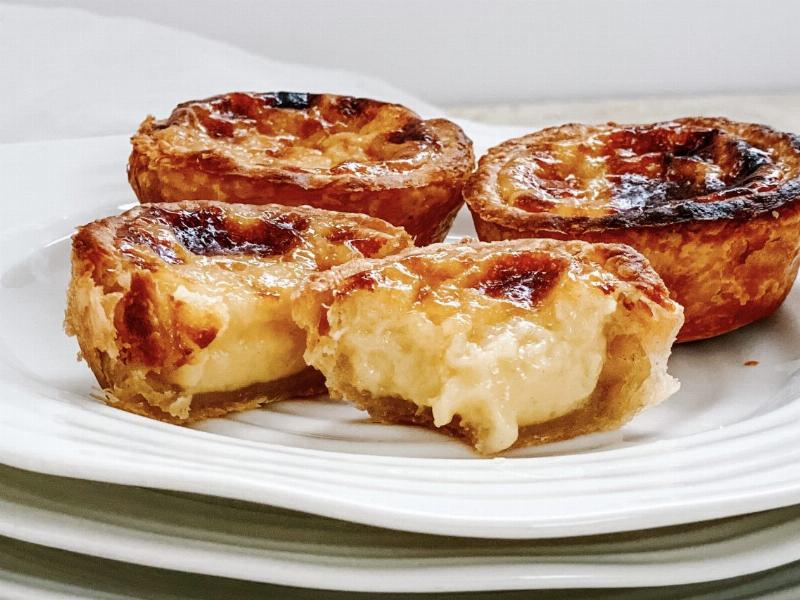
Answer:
129, 92, 474, 245
64, 201, 412, 424
464, 118, 800, 341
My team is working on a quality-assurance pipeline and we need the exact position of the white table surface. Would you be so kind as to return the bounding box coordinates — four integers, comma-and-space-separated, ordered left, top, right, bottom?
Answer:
449, 93, 800, 132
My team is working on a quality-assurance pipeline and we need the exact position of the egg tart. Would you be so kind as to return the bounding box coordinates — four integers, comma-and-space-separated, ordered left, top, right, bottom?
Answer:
293, 239, 683, 454
128, 92, 474, 245
465, 118, 800, 341
65, 201, 412, 424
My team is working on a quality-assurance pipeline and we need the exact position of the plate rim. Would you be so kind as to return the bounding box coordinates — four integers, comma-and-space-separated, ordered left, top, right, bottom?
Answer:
2, 463, 800, 592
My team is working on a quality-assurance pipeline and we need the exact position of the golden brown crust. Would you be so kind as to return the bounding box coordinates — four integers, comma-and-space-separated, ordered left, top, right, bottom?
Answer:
303, 238, 674, 310
65, 200, 413, 424
465, 117, 800, 341
101, 367, 326, 425
128, 92, 474, 245
294, 239, 683, 454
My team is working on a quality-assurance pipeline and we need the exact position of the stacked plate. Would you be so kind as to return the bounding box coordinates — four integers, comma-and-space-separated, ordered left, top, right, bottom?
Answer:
4, 126, 800, 598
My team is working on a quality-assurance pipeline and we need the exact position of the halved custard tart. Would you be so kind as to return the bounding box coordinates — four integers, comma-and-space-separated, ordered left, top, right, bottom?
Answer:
293, 239, 683, 454
65, 201, 412, 423
465, 118, 800, 341
129, 92, 474, 245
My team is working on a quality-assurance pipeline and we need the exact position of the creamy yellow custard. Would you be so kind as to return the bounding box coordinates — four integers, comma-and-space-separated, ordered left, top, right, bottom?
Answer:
294, 239, 683, 454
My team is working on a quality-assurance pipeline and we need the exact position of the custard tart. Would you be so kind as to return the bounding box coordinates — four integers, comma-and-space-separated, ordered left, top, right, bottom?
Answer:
293, 239, 683, 454
65, 201, 412, 423
128, 92, 474, 245
465, 118, 800, 341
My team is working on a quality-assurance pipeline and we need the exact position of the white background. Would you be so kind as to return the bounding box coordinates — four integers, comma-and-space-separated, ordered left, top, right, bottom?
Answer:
11, 0, 800, 105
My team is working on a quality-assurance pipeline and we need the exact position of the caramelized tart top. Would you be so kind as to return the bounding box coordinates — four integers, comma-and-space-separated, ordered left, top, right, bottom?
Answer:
466, 117, 800, 231
302, 237, 676, 323
130, 92, 473, 190
73, 201, 413, 296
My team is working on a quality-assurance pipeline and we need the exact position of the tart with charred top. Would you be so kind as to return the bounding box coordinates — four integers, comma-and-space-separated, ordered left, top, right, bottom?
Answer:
292, 239, 683, 454
128, 92, 474, 246
64, 200, 412, 424
465, 118, 800, 342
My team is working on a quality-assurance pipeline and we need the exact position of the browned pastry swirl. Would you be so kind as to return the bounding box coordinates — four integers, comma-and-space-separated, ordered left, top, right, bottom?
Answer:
64, 201, 412, 424
465, 118, 800, 341
128, 92, 474, 245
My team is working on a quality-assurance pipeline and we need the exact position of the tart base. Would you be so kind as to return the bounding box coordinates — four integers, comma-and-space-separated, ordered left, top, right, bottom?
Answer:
97, 367, 327, 425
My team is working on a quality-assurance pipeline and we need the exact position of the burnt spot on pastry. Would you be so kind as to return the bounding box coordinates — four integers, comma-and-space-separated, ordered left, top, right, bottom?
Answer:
489, 118, 800, 230
167, 92, 391, 132
606, 175, 667, 210
260, 92, 320, 110
105, 203, 412, 272
601, 125, 778, 206
115, 206, 310, 262
387, 121, 433, 145
475, 253, 567, 308
154, 206, 308, 257
157, 92, 431, 157
171, 92, 321, 138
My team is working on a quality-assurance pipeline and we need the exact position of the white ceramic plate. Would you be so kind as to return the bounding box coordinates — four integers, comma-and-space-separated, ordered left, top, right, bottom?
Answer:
3, 463, 800, 593
5, 539, 800, 600
2, 134, 800, 539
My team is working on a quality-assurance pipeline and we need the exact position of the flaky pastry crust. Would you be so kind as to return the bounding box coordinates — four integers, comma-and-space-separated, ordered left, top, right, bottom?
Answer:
293, 239, 683, 454
128, 92, 474, 245
64, 201, 412, 423
465, 118, 800, 341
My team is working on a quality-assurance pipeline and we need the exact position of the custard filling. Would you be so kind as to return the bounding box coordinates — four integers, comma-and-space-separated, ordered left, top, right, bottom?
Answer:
166, 285, 307, 395
305, 275, 617, 453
